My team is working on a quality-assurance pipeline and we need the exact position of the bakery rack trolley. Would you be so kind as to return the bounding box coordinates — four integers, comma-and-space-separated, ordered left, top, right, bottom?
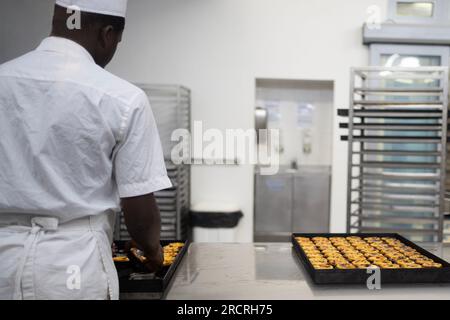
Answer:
339, 67, 449, 242
115, 85, 191, 241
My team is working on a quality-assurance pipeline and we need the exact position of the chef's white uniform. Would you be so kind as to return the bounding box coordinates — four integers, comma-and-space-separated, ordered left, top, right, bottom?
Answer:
0, 37, 172, 300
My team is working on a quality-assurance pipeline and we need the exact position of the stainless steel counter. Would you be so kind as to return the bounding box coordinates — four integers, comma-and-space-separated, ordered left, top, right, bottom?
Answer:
166, 243, 450, 300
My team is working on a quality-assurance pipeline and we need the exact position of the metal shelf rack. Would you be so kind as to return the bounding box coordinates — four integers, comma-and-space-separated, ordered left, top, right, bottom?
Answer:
339, 67, 449, 242
115, 85, 191, 241
445, 215, 450, 243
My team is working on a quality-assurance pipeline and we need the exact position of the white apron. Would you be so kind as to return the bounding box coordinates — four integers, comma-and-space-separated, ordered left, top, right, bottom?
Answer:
0, 213, 119, 300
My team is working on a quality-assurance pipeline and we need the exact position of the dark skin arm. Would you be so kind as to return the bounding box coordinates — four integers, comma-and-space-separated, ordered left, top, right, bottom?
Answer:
121, 193, 163, 272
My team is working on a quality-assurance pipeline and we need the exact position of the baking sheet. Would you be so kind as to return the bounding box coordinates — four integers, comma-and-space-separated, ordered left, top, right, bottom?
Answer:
114, 240, 189, 298
292, 233, 450, 285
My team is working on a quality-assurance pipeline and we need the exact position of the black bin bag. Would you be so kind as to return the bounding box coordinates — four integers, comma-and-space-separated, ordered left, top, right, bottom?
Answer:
190, 209, 243, 229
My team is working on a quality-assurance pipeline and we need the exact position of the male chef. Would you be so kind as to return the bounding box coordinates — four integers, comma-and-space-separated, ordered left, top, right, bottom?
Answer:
0, 0, 172, 300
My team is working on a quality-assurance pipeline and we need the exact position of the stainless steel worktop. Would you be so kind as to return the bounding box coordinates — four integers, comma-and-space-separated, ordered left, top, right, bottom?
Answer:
166, 242, 450, 300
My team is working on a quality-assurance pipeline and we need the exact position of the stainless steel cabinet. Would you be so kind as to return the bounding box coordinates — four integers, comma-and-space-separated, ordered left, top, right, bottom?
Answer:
292, 169, 331, 233
254, 174, 293, 237
254, 166, 331, 242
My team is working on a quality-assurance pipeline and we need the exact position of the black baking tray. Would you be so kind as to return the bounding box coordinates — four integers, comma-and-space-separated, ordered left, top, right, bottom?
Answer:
292, 233, 450, 285
339, 122, 450, 130
340, 135, 444, 142
337, 108, 443, 119
113, 240, 189, 294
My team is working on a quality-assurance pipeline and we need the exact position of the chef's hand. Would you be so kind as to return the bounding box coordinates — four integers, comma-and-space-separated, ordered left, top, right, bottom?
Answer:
143, 245, 164, 273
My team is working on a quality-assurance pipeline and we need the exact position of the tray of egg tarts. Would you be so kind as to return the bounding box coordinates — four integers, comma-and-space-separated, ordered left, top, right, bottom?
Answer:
112, 240, 189, 297
292, 233, 450, 284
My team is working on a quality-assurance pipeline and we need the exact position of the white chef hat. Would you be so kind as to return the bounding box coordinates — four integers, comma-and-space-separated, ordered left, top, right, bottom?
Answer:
55, 0, 128, 18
